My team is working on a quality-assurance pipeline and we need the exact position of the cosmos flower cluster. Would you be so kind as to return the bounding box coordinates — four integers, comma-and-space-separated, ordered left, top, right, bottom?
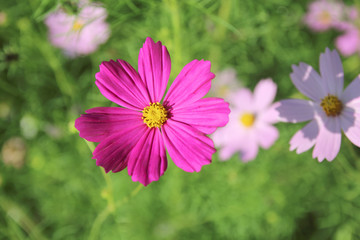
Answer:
73, 32, 360, 186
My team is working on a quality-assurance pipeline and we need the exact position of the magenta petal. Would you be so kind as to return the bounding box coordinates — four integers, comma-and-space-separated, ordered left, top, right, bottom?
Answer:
162, 119, 215, 172
138, 37, 171, 103
319, 48, 344, 96
276, 99, 315, 123
290, 119, 318, 154
93, 123, 148, 173
290, 62, 326, 101
254, 78, 277, 111
170, 97, 230, 134
164, 60, 215, 109
95, 59, 150, 110
127, 128, 167, 186
341, 76, 360, 105
312, 116, 341, 162
75, 107, 142, 142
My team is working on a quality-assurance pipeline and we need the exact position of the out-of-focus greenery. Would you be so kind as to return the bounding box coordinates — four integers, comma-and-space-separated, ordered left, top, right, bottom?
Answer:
1, 0, 360, 239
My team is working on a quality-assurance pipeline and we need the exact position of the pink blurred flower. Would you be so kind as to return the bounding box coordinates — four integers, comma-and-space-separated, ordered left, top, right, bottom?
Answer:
213, 79, 279, 162
75, 37, 230, 186
276, 48, 360, 162
304, 0, 344, 32
209, 68, 241, 100
45, 1, 110, 57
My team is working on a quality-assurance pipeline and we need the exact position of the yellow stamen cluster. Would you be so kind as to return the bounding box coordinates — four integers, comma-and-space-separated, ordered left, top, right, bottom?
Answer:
72, 20, 83, 31
142, 102, 168, 128
320, 95, 343, 117
240, 113, 255, 127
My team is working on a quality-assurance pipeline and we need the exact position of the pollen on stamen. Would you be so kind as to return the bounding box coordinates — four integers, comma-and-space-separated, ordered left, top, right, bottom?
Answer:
142, 102, 168, 128
320, 95, 343, 117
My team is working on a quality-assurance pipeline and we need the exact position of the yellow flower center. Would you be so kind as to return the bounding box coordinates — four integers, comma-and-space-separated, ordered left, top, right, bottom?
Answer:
142, 102, 168, 128
320, 95, 343, 117
240, 113, 255, 127
318, 11, 331, 24
72, 20, 83, 31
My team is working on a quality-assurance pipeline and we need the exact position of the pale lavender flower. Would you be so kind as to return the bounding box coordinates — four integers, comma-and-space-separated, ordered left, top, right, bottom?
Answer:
213, 79, 279, 162
276, 49, 360, 162
45, 1, 110, 57
304, 0, 344, 32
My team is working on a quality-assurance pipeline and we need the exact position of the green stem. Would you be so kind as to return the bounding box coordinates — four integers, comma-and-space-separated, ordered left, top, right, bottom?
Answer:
83, 139, 144, 240
165, 0, 182, 74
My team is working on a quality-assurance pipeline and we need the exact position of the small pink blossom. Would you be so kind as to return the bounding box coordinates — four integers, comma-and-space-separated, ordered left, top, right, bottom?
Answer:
276, 48, 360, 162
75, 37, 230, 186
304, 0, 344, 32
45, 1, 110, 57
212, 79, 279, 162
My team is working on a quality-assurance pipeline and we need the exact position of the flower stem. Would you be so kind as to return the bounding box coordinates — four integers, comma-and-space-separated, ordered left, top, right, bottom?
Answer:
83, 139, 144, 239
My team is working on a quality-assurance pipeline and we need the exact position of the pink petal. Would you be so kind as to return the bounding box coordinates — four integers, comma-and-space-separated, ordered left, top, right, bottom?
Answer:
276, 99, 315, 123
170, 97, 230, 134
319, 48, 344, 96
92, 123, 148, 173
127, 128, 167, 186
162, 119, 215, 172
95, 60, 150, 110
340, 107, 360, 147
253, 78, 277, 111
164, 60, 215, 109
341, 76, 360, 105
258, 102, 280, 124
138, 37, 171, 103
289, 119, 318, 154
312, 116, 341, 162
256, 124, 279, 149
335, 28, 360, 56
290, 62, 326, 101
218, 145, 237, 161
228, 88, 254, 111
239, 136, 258, 162
75, 107, 143, 142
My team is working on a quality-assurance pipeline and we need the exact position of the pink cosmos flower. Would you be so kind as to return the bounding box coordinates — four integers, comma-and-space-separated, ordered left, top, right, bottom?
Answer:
304, 0, 344, 32
45, 1, 110, 57
75, 37, 230, 186
212, 79, 279, 162
276, 48, 360, 162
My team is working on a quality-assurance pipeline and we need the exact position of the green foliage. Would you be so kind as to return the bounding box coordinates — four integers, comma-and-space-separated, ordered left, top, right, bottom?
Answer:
1, 0, 360, 239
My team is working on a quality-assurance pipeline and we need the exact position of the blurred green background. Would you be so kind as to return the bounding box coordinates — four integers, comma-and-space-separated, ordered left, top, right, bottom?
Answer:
1, 0, 360, 239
